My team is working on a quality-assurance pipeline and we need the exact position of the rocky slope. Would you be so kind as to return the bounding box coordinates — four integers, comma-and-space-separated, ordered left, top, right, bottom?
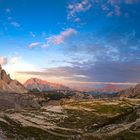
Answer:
0, 65, 41, 110
0, 65, 27, 94
24, 78, 70, 92
0, 98, 140, 140
117, 84, 140, 98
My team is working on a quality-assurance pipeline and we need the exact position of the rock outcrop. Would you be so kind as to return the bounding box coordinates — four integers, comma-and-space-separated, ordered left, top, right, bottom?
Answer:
0, 65, 27, 93
117, 84, 140, 98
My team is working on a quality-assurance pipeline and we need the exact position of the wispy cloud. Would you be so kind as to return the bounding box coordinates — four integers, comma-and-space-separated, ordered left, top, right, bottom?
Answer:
10, 21, 20, 28
67, 0, 139, 21
17, 60, 140, 84
28, 42, 41, 49
67, 0, 92, 21
9, 56, 21, 64
45, 28, 77, 47
5, 8, 11, 13
28, 28, 77, 49
0, 55, 22, 66
0, 56, 8, 66
30, 32, 36, 38
3, 8, 21, 28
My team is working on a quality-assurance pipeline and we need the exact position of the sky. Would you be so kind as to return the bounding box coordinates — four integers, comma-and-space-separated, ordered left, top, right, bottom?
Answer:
0, 0, 140, 88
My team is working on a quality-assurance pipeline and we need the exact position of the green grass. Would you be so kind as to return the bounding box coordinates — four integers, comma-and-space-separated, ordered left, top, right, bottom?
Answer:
58, 101, 135, 132
58, 109, 109, 130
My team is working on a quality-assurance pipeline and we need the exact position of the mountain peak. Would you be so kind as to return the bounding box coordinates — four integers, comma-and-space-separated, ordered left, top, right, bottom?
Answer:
0, 65, 27, 93
24, 78, 70, 92
25, 78, 50, 85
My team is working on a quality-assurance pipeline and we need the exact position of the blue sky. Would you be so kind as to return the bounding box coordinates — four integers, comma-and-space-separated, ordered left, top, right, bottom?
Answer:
0, 0, 140, 88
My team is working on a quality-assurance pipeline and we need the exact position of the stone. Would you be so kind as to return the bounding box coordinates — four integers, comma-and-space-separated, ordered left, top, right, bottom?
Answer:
1, 70, 11, 84
0, 65, 28, 94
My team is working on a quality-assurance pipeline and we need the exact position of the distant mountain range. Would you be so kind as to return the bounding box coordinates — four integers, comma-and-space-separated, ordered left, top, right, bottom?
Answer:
92, 84, 126, 93
74, 84, 130, 93
0, 64, 139, 100
24, 78, 70, 92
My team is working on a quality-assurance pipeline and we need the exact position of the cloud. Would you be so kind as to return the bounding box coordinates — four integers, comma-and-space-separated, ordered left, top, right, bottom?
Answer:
17, 60, 140, 84
10, 21, 20, 28
5, 8, 11, 13
30, 32, 36, 38
0, 56, 8, 65
9, 56, 21, 64
4, 59, 38, 83
3, 8, 21, 28
24, 29, 140, 85
67, 0, 139, 21
44, 28, 77, 47
67, 0, 92, 20
125, 0, 139, 4
28, 42, 41, 49
0, 55, 21, 66
28, 28, 77, 49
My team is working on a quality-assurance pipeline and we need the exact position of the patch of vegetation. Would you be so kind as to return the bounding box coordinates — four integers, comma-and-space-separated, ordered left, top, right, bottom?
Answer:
59, 100, 136, 133
43, 91, 72, 101
58, 109, 108, 131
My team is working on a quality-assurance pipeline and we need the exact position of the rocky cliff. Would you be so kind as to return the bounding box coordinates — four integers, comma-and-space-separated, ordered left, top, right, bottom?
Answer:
0, 65, 41, 110
117, 84, 140, 98
0, 65, 27, 94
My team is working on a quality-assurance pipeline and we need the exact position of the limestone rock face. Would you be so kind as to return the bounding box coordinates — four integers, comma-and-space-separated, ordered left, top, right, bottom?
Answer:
117, 84, 140, 98
0, 65, 41, 110
1, 70, 11, 84
9, 80, 27, 94
0, 65, 27, 93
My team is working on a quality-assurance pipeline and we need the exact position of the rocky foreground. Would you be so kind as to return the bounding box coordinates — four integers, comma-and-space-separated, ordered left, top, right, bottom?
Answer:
0, 98, 140, 140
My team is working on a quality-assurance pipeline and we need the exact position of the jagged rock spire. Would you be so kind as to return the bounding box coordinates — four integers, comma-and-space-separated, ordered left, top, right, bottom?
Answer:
0, 64, 27, 93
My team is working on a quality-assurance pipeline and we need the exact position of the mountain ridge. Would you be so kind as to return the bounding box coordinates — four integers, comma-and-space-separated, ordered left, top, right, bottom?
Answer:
116, 84, 140, 98
0, 65, 27, 93
24, 78, 70, 92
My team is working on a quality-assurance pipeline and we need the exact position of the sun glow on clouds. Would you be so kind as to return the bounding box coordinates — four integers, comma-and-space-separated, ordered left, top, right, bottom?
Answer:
0, 56, 8, 65
3, 57, 38, 83
28, 28, 77, 49
46, 28, 77, 46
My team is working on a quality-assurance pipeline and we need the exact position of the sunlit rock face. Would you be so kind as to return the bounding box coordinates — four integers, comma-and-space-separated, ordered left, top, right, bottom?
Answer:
0, 65, 27, 94
24, 78, 70, 92
117, 84, 140, 98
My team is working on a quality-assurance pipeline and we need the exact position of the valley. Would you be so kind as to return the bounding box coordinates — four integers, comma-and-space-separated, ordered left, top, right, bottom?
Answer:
0, 98, 140, 140
0, 65, 140, 140
1, 0, 140, 139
